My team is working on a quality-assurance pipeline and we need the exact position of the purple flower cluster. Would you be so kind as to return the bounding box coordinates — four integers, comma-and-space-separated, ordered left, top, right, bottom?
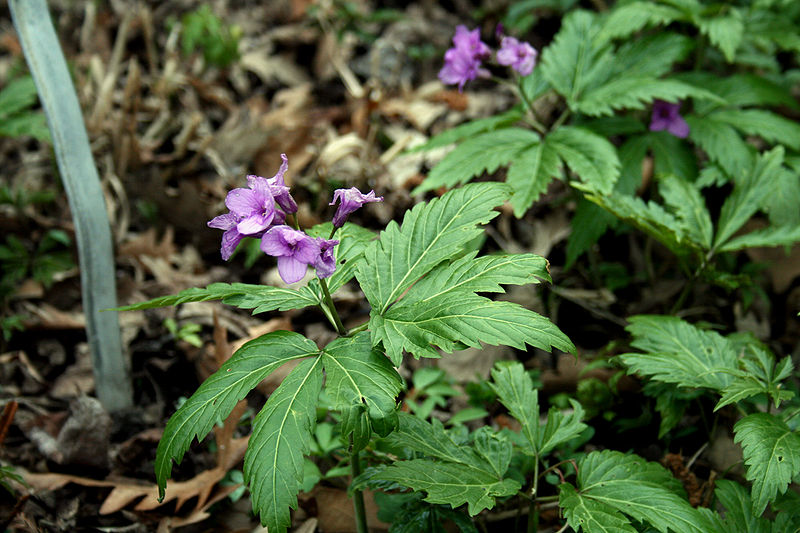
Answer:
649, 100, 690, 138
438, 26, 538, 91
208, 155, 383, 284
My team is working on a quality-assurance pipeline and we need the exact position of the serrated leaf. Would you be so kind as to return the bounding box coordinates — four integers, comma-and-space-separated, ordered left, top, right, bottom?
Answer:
685, 114, 752, 177
412, 128, 539, 195
648, 131, 698, 183
398, 252, 552, 307
376, 413, 520, 515
713, 480, 772, 533
506, 141, 562, 217
373, 295, 574, 365
560, 450, 705, 533
717, 224, 800, 252
321, 331, 402, 419
377, 460, 520, 516
733, 413, 800, 515
115, 282, 321, 314
548, 126, 620, 194
618, 315, 738, 390
245, 356, 324, 532
154, 331, 320, 497
598, 2, 683, 41
716, 345, 794, 411
585, 192, 690, 256
763, 166, 800, 227
610, 33, 693, 78
576, 78, 718, 117
540, 10, 614, 104
710, 74, 799, 110
658, 174, 713, 249
711, 109, 800, 151
409, 107, 524, 153
357, 182, 509, 315
698, 10, 743, 62
490, 362, 586, 457
714, 147, 784, 250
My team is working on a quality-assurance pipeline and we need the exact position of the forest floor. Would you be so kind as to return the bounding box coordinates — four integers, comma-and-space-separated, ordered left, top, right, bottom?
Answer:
1, 1, 799, 532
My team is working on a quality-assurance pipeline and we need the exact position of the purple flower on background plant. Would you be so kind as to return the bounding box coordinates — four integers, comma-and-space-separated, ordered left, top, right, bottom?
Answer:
314, 238, 339, 279
260, 225, 319, 284
207, 212, 245, 261
649, 100, 690, 138
259, 154, 298, 214
438, 25, 491, 91
496, 36, 538, 76
330, 188, 384, 228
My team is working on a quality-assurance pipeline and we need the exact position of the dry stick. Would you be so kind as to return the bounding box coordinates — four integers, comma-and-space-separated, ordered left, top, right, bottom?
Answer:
10, 0, 133, 411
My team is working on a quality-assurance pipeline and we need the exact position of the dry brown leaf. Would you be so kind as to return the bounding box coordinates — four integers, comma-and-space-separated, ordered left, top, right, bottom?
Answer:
118, 227, 176, 260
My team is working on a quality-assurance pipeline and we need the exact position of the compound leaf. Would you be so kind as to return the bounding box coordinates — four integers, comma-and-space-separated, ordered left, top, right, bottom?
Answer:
412, 128, 539, 195
686, 114, 752, 177
490, 362, 586, 457
506, 140, 562, 217
154, 331, 319, 498
548, 126, 620, 194
245, 356, 324, 532
659, 174, 713, 249
115, 282, 321, 314
576, 78, 718, 117
618, 315, 738, 390
733, 413, 800, 515
711, 109, 800, 151
357, 182, 509, 315
560, 450, 705, 533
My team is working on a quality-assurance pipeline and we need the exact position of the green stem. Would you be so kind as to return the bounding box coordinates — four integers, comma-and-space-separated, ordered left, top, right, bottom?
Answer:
527, 458, 540, 533
551, 108, 571, 131
319, 277, 347, 336
351, 445, 368, 533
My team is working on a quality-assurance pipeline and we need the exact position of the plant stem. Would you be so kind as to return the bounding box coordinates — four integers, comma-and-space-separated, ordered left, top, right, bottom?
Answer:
319, 277, 347, 336
527, 458, 540, 533
350, 445, 368, 533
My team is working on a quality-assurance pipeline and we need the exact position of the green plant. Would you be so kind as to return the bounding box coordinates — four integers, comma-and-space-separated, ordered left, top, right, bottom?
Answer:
178, 5, 241, 69
0, 73, 50, 141
163, 317, 203, 348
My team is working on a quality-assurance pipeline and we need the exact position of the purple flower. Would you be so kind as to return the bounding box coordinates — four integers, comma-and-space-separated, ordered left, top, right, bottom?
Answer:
649, 100, 690, 138
207, 212, 245, 260
225, 177, 277, 235
260, 154, 298, 214
260, 225, 320, 284
438, 25, 491, 91
330, 188, 383, 228
314, 238, 339, 279
496, 36, 537, 76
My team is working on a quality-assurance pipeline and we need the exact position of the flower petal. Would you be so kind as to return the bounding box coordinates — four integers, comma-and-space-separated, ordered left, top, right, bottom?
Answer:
277, 256, 308, 284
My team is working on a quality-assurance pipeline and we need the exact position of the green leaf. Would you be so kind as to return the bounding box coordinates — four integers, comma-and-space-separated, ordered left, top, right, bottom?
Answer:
733, 413, 800, 515
576, 79, 718, 117
618, 315, 738, 390
0, 111, 50, 141
685, 114, 752, 177
710, 74, 798, 110
658, 174, 713, 249
548, 126, 620, 194
0, 76, 40, 117
114, 282, 321, 314
598, 2, 683, 41
714, 147, 784, 250
321, 331, 403, 420
506, 141, 562, 217
565, 199, 615, 269
357, 182, 509, 314
610, 33, 693, 78
711, 109, 800, 151
716, 345, 795, 410
408, 108, 524, 153
490, 362, 586, 457
698, 10, 744, 62
245, 356, 324, 532
585, 193, 690, 256
373, 295, 573, 364
559, 450, 705, 533
397, 252, 552, 307
717, 224, 800, 252
154, 331, 319, 498
713, 480, 772, 533
648, 131, 697, 183
377, 460, 520, 516
412, 128, 539, 195
540, 10, 613, 104
763, 166, 800, 226
376, 413, 520, 515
